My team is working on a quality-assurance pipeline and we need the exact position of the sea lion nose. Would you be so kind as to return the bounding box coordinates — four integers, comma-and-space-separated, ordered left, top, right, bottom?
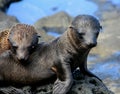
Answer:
19, 58, 25, 62
18, 56, 25, 61
17, 55, 27, 61
88, 42, 97, 48
87, 41, 97, 48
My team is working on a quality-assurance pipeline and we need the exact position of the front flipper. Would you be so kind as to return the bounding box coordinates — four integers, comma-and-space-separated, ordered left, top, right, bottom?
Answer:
80, 65, 102, 82
52, 62, 73, 94
53, 78, 73, 94
79, 56, 102, 82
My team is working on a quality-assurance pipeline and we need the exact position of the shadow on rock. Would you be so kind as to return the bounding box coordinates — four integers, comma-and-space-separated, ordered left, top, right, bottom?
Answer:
0, 70, 114, 94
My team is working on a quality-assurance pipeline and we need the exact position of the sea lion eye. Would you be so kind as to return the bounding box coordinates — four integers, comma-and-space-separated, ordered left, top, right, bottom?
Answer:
79, 32, 85, 35
78, 32, 85, 39
11, 46, 18, 53
28, 45, 35, 50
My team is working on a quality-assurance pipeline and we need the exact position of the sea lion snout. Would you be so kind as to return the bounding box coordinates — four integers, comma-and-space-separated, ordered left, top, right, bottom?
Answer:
87, 41, 97, 48
85, 34, 98, 48
83, 34, 98, 48
16, 50, 29, 61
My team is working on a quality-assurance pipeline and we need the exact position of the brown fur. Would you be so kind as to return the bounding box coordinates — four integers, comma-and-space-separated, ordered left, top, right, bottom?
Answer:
0, 30, 10, 54
8, 24, 39, 62
0, 15, 102, 94
9, 23, 38, 45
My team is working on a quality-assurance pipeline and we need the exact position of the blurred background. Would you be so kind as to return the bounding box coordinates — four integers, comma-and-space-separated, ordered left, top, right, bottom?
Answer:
0, 0, 120, 93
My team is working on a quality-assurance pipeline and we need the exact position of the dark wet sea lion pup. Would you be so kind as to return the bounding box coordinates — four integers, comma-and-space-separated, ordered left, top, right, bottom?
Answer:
70, 15, 102, 78
0, 15, 102, 94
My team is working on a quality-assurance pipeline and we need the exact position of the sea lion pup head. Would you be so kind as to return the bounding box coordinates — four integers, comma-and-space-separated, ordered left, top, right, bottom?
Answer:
8, 23, 39, 62
71, 15, 102, 49
0, 29, 10, 54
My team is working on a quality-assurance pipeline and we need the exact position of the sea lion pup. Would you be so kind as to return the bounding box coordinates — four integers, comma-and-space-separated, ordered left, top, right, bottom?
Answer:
0, 15, 102, 94
70, 15, 102, 80
0, 24, 39, 62
8, 23, 39, 62
0, 30, 10, 54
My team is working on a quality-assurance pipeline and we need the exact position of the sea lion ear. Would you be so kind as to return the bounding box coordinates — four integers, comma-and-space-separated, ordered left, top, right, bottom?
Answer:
69, 26, 73, 29
69, 25, 75, 30
68, 26, 74, 32
69, 26, 78, 32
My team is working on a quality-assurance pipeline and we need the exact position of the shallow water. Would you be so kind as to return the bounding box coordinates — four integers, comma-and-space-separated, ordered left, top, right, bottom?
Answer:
89, 51, 120, 80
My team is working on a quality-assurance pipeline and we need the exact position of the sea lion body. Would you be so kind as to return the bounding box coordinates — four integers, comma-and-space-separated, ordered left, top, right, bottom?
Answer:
0, 49, 54, 84
0, 15, 102, 94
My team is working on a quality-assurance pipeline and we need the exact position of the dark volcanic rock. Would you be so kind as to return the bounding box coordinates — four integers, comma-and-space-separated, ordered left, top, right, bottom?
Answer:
0, 70, 113, 94
0, 0, 21, 12
68, 77, 113, 94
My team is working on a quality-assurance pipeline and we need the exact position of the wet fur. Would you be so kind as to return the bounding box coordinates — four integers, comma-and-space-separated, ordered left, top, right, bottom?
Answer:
0, 30, 10, 54
0, 24, 39, 63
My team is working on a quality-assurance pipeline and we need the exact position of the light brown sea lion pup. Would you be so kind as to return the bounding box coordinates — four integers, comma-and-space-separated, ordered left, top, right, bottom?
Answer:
0, 15, 102, 94
0, 23, 39, 63
8, 23, 39, 63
